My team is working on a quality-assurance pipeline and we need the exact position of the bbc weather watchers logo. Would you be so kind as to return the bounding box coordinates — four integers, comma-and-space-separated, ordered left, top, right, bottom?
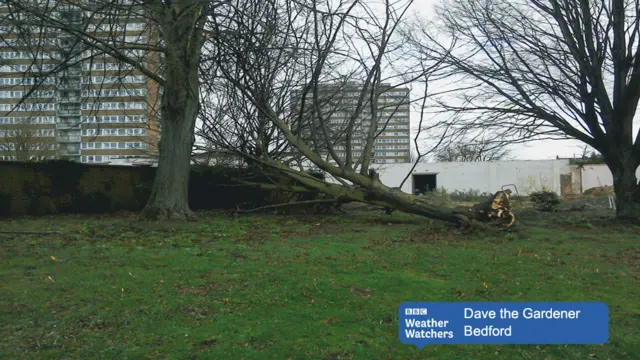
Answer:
399, 302, 609, 348
405, 308, 428, 316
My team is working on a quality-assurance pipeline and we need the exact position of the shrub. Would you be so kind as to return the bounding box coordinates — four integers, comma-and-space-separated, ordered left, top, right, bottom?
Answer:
449, 188, 493, 202
529, 190, 561, 212
0, 161, 326, 216
422, 187, 452, 207
73, 191, 115, 213
133, 184, 151, 209
43, 159, 87, 196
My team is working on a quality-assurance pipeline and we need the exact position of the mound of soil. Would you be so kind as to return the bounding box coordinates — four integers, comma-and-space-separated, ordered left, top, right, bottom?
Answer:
583, 186, 614, 197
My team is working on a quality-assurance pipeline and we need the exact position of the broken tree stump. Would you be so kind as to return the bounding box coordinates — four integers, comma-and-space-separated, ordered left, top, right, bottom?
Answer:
460, 189, 516, 227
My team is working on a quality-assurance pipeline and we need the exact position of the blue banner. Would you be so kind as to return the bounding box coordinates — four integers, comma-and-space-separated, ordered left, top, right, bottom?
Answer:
399, 302, 608, 347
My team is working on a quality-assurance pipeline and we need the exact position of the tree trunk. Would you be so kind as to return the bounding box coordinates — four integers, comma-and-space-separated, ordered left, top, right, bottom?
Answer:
140, 89, 198, 221
138, 2, 205, 221
367, 189, 469, 225
374, 188, 515, 227
611, 158, 640, 221
269, 165, 515, 227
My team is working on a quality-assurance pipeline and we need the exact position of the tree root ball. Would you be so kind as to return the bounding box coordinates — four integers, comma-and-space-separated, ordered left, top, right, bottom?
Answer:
468, 190, 517, 228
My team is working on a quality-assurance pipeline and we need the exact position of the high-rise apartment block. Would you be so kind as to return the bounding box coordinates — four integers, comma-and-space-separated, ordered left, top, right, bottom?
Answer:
291, 83, 411, 164
0, 0, 159, 164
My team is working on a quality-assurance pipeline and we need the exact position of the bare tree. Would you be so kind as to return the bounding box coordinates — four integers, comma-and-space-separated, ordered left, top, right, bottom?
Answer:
435, 139, 512, 162
199, 0, 514, 227
0, 116, 56, 161
574, 144, 606, 166
404, 0, 640, 220
1, 0, 214, 220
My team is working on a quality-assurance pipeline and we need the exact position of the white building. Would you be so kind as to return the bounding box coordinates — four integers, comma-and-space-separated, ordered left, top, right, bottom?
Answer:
325, 159, 639, 196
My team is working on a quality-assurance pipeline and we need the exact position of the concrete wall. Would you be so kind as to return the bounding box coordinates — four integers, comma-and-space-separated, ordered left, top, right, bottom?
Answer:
581, 164, 640, 192
346, 160, 574, 195
570, 165, 582, 195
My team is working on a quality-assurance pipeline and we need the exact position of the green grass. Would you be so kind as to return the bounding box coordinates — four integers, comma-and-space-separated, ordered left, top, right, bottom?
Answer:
0, 209, 638, 359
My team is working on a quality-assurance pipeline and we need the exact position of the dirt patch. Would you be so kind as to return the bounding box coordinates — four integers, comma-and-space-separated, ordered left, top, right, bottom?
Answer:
611, 248, 640, 266
362, 217, 429, 226
583, 186, 615, 197
322, 316, 341, 324
326, 351, 354, 360
200, 339, 219, 348
184, 305, 216, 318
231, 251, 247, 259
175, 283, 221, 295
77, 317, 114, 332
345, 286, 372, 298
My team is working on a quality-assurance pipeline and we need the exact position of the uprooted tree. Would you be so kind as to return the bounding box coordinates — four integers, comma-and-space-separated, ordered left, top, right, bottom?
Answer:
198, 0, 515, 227
404, 0, 640, 221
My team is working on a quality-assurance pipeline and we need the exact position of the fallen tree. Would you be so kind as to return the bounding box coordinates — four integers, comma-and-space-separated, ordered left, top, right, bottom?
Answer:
198, 0, 517, 228
237, 162, 516, 228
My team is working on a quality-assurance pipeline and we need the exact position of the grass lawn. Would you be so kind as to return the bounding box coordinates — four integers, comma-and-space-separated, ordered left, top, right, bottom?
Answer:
0, 209, 638, 359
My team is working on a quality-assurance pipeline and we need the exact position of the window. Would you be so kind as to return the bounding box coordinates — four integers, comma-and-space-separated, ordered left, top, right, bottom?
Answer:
0, 103, 56, 111
82, 141, 147, 150
82, 88, 147, 97
0, 77, 56, 86
82, 102, 147, 110
0, 116, 55, 124
81, 128, 146, 136
87, 22, 148, 32
84, 76, 146, 84
82, 115, 147, 123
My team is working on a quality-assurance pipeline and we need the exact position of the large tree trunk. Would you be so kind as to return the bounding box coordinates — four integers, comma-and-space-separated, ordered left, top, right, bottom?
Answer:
611, 157, 640, 221
140, 89, 198, 220
265, 165, 514, 228
373, 187, 515, 227
138, 1, 205, 221
371, 188, 470, 225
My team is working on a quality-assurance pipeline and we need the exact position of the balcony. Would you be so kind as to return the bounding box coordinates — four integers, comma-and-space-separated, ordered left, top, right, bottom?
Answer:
59, 149, 81, 156
55, 67, 83, 77
58, 82, 82, 90
58, 109, 81, 116
57, 135, 81, 143
57, 50, 84, 60
59, 97, 81, 103
63, 68, 83, 76
56, 121, 80, 130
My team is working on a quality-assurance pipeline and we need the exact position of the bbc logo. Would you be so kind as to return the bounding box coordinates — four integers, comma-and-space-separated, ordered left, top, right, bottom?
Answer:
405, 308, 428, 315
